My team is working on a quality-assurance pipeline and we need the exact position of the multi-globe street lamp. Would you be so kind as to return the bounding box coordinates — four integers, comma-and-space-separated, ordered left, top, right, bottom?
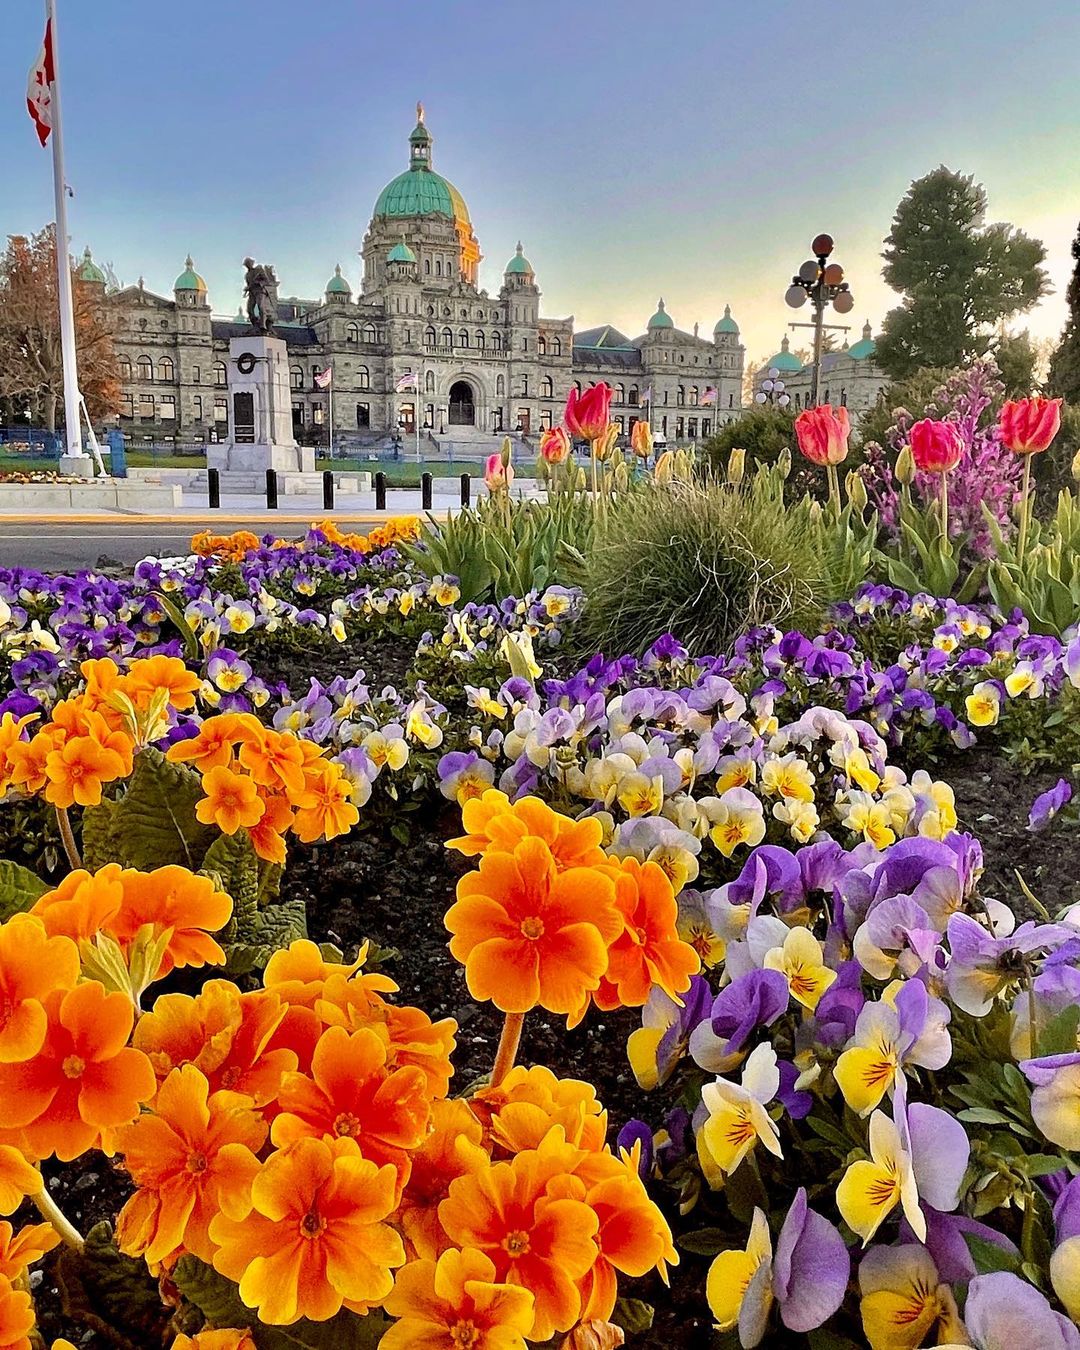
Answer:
784, 233, 855, 406
755, 368, 790, 408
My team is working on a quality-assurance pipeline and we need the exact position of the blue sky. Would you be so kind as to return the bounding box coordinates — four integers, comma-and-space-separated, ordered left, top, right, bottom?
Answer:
4, 0, 1079, 365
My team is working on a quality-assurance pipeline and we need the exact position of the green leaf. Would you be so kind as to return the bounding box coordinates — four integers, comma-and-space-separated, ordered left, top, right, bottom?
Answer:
1021, 1154, 1071, 1178
677, 1227, 730, 1256
109, 747, 216, 871
963, 1232, 1022, 1276
0, 858, 48, 919
81, 797, 122, 871
58, 1221, 174, 1349
807, 1330, 862, 1350
1037, 1004, 1080, 1057
958, 1108, 1015, 1126
153, 588, 201, 660
201, 829, 260, 925
173, 1255, 253, 1330
611, 1298, 655, 1335
256, 1310, 393, 1349
226, 896, 309, 975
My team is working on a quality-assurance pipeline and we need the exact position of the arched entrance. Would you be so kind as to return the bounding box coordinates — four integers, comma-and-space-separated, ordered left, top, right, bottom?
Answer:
448, 380, 475, 426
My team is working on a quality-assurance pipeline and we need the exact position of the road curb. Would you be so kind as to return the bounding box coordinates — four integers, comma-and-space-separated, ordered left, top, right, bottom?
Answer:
0, 512, 447, 526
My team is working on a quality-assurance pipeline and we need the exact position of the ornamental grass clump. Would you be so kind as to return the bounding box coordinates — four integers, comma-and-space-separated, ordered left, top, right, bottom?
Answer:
581, 477, 833, 657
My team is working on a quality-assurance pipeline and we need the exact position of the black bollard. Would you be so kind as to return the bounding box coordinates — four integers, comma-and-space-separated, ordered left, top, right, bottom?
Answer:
265, 468, 278, 510
460, 472, 470, 507
375, 472, 387, 510
322, 470, 334, 511
421, 472, 433, 511
207, 467, 220, 509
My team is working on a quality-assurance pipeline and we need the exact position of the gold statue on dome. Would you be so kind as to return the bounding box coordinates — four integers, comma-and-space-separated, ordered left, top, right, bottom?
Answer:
416, 101, 425, 124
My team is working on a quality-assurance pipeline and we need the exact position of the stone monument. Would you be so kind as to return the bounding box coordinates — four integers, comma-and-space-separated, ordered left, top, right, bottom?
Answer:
207, 259, 315, 474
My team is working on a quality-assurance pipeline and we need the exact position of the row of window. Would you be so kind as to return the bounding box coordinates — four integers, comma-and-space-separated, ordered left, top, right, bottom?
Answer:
119, 393, 228, 422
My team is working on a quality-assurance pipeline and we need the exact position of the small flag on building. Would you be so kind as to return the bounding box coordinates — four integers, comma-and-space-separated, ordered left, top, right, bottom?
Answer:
640, 386, 652, 404
701, 387, 718, 405
313, 366, 332, 389
27, 20, 54, 147
395, 371, 417, 392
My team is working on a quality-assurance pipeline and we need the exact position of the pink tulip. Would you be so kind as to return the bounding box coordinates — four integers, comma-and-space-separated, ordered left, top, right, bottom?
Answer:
539, 425, 572, 464
1000, 396, 1062, 455
484, 452, 514, 492
909, 419, 963, 474
794, 405, 850, 467
564, 384, 612, 442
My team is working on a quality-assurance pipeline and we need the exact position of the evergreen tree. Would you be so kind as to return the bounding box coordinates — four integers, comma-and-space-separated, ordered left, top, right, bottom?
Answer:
875, 167, 1049, 380
1048, 220, 1080, 400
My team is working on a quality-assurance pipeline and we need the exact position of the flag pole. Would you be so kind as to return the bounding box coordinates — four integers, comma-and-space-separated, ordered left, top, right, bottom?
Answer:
45, 0, 85, 468
415, 365, 421, 463
328, 360, 334, 458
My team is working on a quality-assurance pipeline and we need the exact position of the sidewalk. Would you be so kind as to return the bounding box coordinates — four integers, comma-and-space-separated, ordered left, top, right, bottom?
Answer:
0, 488, 471, 523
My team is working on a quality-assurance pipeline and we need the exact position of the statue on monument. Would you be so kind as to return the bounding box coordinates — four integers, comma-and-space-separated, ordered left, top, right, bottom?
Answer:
243, 258, 277, 334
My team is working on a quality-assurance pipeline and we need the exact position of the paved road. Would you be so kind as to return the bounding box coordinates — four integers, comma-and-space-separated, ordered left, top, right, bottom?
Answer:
0, 517, 374, 570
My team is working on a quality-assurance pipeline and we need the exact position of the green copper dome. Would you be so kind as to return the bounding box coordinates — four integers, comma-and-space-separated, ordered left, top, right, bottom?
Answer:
847, 322, 876, 360
325, 264, 351, 293
387, 240, 417, 263
174, 255, 206, 292
766, 335, 801, 373
506, 242, 532, 274
374, 113, 471, 227
647, 298, 674, 330
714, 304, 739, 336
77, 246, 105, 284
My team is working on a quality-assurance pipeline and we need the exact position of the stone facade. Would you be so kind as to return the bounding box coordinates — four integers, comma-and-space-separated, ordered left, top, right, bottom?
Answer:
86, 110, 745, 452
755, 324, 887, 422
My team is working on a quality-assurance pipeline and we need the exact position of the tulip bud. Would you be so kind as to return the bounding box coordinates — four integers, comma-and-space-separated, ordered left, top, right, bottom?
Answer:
727, 447, 746, 485
777, 446, 792, 480
846, 469, 867, 511
500, 436, 513, 469
895, 445, 915, 485
654, 450, 674, 484
1072, 448, 1080, 484
809, 499, 823, 526
594, 422, 619, 461
614, 462, 630, 492
630, 419, 654, 459
574, 465, 587, 492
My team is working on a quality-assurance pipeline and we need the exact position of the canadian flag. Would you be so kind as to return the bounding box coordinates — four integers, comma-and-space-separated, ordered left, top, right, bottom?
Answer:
27, 20, 55, 147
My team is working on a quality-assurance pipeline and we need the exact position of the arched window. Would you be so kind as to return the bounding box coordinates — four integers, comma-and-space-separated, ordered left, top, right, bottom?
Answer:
441, 327, 453, 347
629, 386, 639, 406
213, 361, 226, 387
357, 366, 370, 391
676, 385, 685, 407
491, 331, 501, 351
435, 260, 442, 277
458, 329, 469, 348
475, 330, 485, 349
476, 309, 484, 320
540, 375, 553, 398
552, 338, 562, 357
424, 259, 431, 276
615, 383, 625, 403
137, 355, 153, 381
573, 381, 582, 394
118, 355, 132, 380
290, 366, 303, 390
496, 375, 505, 396
346, 323, 359, 343
537, 335, 547, 355
690, 386, 699, 406
425, 370, 435, 392
521, 375, 529, 396
840, 387, 848, 406
362, 324, 376, 343
424, 326, 436, 346
158, 357, 174, 382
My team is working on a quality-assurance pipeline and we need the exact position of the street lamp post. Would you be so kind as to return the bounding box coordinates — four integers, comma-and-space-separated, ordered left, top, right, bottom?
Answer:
784, 233, 855, 406
755, 368, 791, 408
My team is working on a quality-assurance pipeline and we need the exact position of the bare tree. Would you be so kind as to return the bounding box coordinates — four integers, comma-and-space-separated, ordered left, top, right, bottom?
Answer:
0, 225, 120, 431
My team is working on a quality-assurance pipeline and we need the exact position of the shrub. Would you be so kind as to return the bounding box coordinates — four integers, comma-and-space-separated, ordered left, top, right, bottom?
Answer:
579, 476, 834, 656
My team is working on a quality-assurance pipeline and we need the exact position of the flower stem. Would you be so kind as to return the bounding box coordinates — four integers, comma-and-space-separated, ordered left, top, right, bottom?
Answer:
939, 472, 949, 546
1017, 455, 1033, 563
33, 1184, 84, 1254
490, 1011, 526, 1088
590, 441, 598, 504
55, 806, 82, 872
827, 463, 840, 514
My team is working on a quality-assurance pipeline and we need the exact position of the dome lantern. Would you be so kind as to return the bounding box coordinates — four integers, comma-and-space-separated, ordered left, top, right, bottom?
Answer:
847, 320, 877, 360
325, 263, 352, 298
713, 304, 739, 339
765, 334, 802, 373
647, 297, 674, 331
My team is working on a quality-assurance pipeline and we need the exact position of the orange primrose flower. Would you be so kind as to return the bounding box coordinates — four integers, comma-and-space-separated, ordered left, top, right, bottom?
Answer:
115, 1064, 265, 1264
124, 654, 201, 711
592, 857, 700, 1011
0, 915, 80, 1064
0, 981, 156, 1161
166, 714, 265, 773
0, 1221, 59, 1282
0, 1148, 42, 1215
474, 1066, 607, 1156
448, 791, 607, 870
382, 1247, 535, 1350
248, 792, 295, 865
209, 1136, 405, 1325
0, 1274, 34, 1350
397, 1099, 487, 1261
44, 733, 129, 809
196, 765, 265, 834
292, 762, 359, 843
238, 729, 306, 796
171, 1332, 257, 1350
262, 940, 370, 1010
445, 837, 621, 1022
5, 728, 59, 795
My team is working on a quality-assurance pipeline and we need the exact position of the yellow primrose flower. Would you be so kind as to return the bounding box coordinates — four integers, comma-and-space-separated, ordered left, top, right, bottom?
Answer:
834, 1002, 902, 1116
709, 788, 766, 858
965, 681, 1000, 727
760, 753, 815, 803
836, 1108, 923, 1245
858, 1244, 964, 1350
617, 771, 665, 818
762, 926, 836, 1010
706, 1207, 773, 1334
842, 794, 896, 849
910, 771, 957, 837
699, 1045, 783, 1177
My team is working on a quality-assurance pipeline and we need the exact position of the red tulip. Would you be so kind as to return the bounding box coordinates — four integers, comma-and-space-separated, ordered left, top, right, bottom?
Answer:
564, 383, 612, 442
999, 396, 1062, 455
909, 419, 963, 474
539, 425, 572, 464
793, 404, 850, 467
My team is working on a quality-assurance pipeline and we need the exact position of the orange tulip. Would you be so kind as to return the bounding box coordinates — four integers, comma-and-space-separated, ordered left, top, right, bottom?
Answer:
793, 404, 850, 467
209, 1136, 405, 1325
271, 1025, 432, 1187
474, 1066, 607, 1156
382, 1247, 535, 1350
564, 385, 612, 443
446, 838, 621, 1021
0, 982, 155, 1161
0, 1148, 42, 1215
0, 916, 79, 1064
291, 762, 359, 843
0, 1222, 59, 1282
539, 426, 572, 465
396, 1099, 487, 1260
439, 1131, 600, 1341
196, 765, 265, 834
115, 1064, 266, 1264
1000, 396, 1062, 455
0, 1274, 34, 1350
448, 791, 606, 870
43, 733, 129, 809
630, 420, 653, 460
592, 857, 700, 1011
133, 982, 296, 1107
